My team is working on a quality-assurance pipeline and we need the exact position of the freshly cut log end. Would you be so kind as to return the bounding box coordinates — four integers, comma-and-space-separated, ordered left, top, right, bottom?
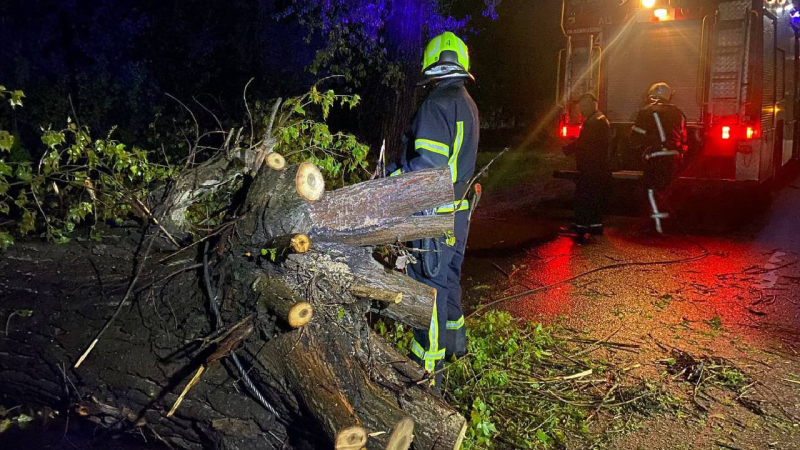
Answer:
335, 426, 367, 450
296, 162, 325, 201
288, 301, 313, 328
349, 285, 403, 304
386, 417, 415, 450
452, 421, 467, 450
289, 233, 311, 253
266, 152, 287, 170
266, 233, 311, 254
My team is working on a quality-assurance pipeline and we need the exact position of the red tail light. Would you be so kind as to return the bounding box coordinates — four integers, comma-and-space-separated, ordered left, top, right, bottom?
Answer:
559, 123, 582, 139
716, 124, 758, 141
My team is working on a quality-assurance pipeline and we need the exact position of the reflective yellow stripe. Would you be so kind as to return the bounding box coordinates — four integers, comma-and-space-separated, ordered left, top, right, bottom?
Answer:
448, 122, 464, 182
411, 340, 446, 361
446, 315, 465, 330
429, 300, 438, 362
415, 139, 450, 157
390, 168, 402, 177
434, 199, 469, 213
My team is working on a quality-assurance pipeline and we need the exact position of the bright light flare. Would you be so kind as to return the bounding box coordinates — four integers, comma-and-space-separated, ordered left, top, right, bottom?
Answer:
721, 126, 731, 140
654, 8, 668, 20
642, 0, 657, 8
745, 126, 755, 140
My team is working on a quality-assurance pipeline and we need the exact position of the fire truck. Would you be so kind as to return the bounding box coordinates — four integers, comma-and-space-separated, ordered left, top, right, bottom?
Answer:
557, 0, 800, 184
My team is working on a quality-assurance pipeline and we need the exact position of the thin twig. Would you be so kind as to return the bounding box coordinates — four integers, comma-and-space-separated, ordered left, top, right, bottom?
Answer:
74, 230, 157, 368
468, 250, 709, 318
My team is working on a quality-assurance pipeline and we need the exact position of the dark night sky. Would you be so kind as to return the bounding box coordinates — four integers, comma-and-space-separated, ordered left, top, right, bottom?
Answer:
0, 0, 567, 147
464, 0, 565, 129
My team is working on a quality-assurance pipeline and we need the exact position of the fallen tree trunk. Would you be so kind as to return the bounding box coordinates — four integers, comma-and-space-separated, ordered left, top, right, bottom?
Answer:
0, 164, 465, 450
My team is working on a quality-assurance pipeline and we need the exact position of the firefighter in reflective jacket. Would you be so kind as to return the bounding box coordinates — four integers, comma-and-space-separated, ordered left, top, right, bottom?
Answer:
563, 92, 611, 242
386, 31, 479, 387
630, 82, 687, 233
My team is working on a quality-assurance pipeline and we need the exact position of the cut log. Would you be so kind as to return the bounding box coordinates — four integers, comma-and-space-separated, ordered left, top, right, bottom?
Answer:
239, 166, 454, 248
349, 285, 403, 304
385, 417, 415, 450
357, 329, 468, 450
295, 162, 325, 201
265, 233, 312, 254
266, 152, 287, 170
253, 274, 314, 328
335, 426, 368, 450
282, 243, 436, 330
308, 167, 455, 246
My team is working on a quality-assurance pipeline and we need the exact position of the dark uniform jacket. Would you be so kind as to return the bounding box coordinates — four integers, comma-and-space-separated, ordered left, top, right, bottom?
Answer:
566, 110, 611, 179
630, 102, 686, 155
390, 79, 479, 205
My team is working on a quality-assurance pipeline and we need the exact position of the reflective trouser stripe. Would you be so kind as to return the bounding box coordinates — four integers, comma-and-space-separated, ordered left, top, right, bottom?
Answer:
648, 189, 668, 234
390, 168, 402, 177
633, 126, 647, 135
446, 315, 465, 330
411, 340, 445, 373
435, 199, 469, 213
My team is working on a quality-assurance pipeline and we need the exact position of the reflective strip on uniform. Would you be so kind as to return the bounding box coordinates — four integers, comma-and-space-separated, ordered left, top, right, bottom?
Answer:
435, 199, 469, 213
653, 112, 666, 143
428, 300, 439, 372
390, 168, 402, 177
446, 315, 465, 330
448, 121, 465, 182
633, 126, 647, 135
415, 138, 450, 157
645, 150, 679, 160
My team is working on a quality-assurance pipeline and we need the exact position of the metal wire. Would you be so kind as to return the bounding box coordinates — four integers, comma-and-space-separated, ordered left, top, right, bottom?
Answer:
203, 242, 279, 418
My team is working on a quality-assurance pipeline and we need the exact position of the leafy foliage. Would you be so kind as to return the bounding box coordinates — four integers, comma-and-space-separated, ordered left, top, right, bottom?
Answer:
379, 311, 670, 449
273, 84, 371, 188
1, 81, 372, 248
1, 120, 175, 245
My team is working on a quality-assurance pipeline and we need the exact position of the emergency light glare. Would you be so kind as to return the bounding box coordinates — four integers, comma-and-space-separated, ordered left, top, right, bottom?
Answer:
561, 126, 568, 138
642, 0, 656, 8
654, 8, 668, 19
746, 126, 756, 140
722, 126, 731, 140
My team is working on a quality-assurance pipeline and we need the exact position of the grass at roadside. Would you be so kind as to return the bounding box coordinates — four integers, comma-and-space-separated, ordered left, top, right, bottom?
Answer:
476, 146, 572, 194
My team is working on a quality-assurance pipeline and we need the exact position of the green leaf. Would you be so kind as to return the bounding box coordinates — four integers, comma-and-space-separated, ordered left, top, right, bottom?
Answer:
0, 161, 11, 176
9, 90, 24, 107
15, 309, 33, 318
0, 130, 13, 152
0, 231, 14, 250
536, 429, 551, 444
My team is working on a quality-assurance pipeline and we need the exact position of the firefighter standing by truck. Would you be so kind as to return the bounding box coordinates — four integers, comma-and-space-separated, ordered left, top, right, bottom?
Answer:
630, 82, 687, 233
563, 93, 611, 243
386, 31, 479, 389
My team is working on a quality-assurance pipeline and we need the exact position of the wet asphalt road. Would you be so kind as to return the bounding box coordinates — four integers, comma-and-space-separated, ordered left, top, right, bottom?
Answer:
461, 167, 800, 449
464, 171, 800, 349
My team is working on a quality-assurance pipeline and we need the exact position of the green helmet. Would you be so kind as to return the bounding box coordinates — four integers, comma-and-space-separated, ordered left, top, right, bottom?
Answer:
421, 32, 474, 84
